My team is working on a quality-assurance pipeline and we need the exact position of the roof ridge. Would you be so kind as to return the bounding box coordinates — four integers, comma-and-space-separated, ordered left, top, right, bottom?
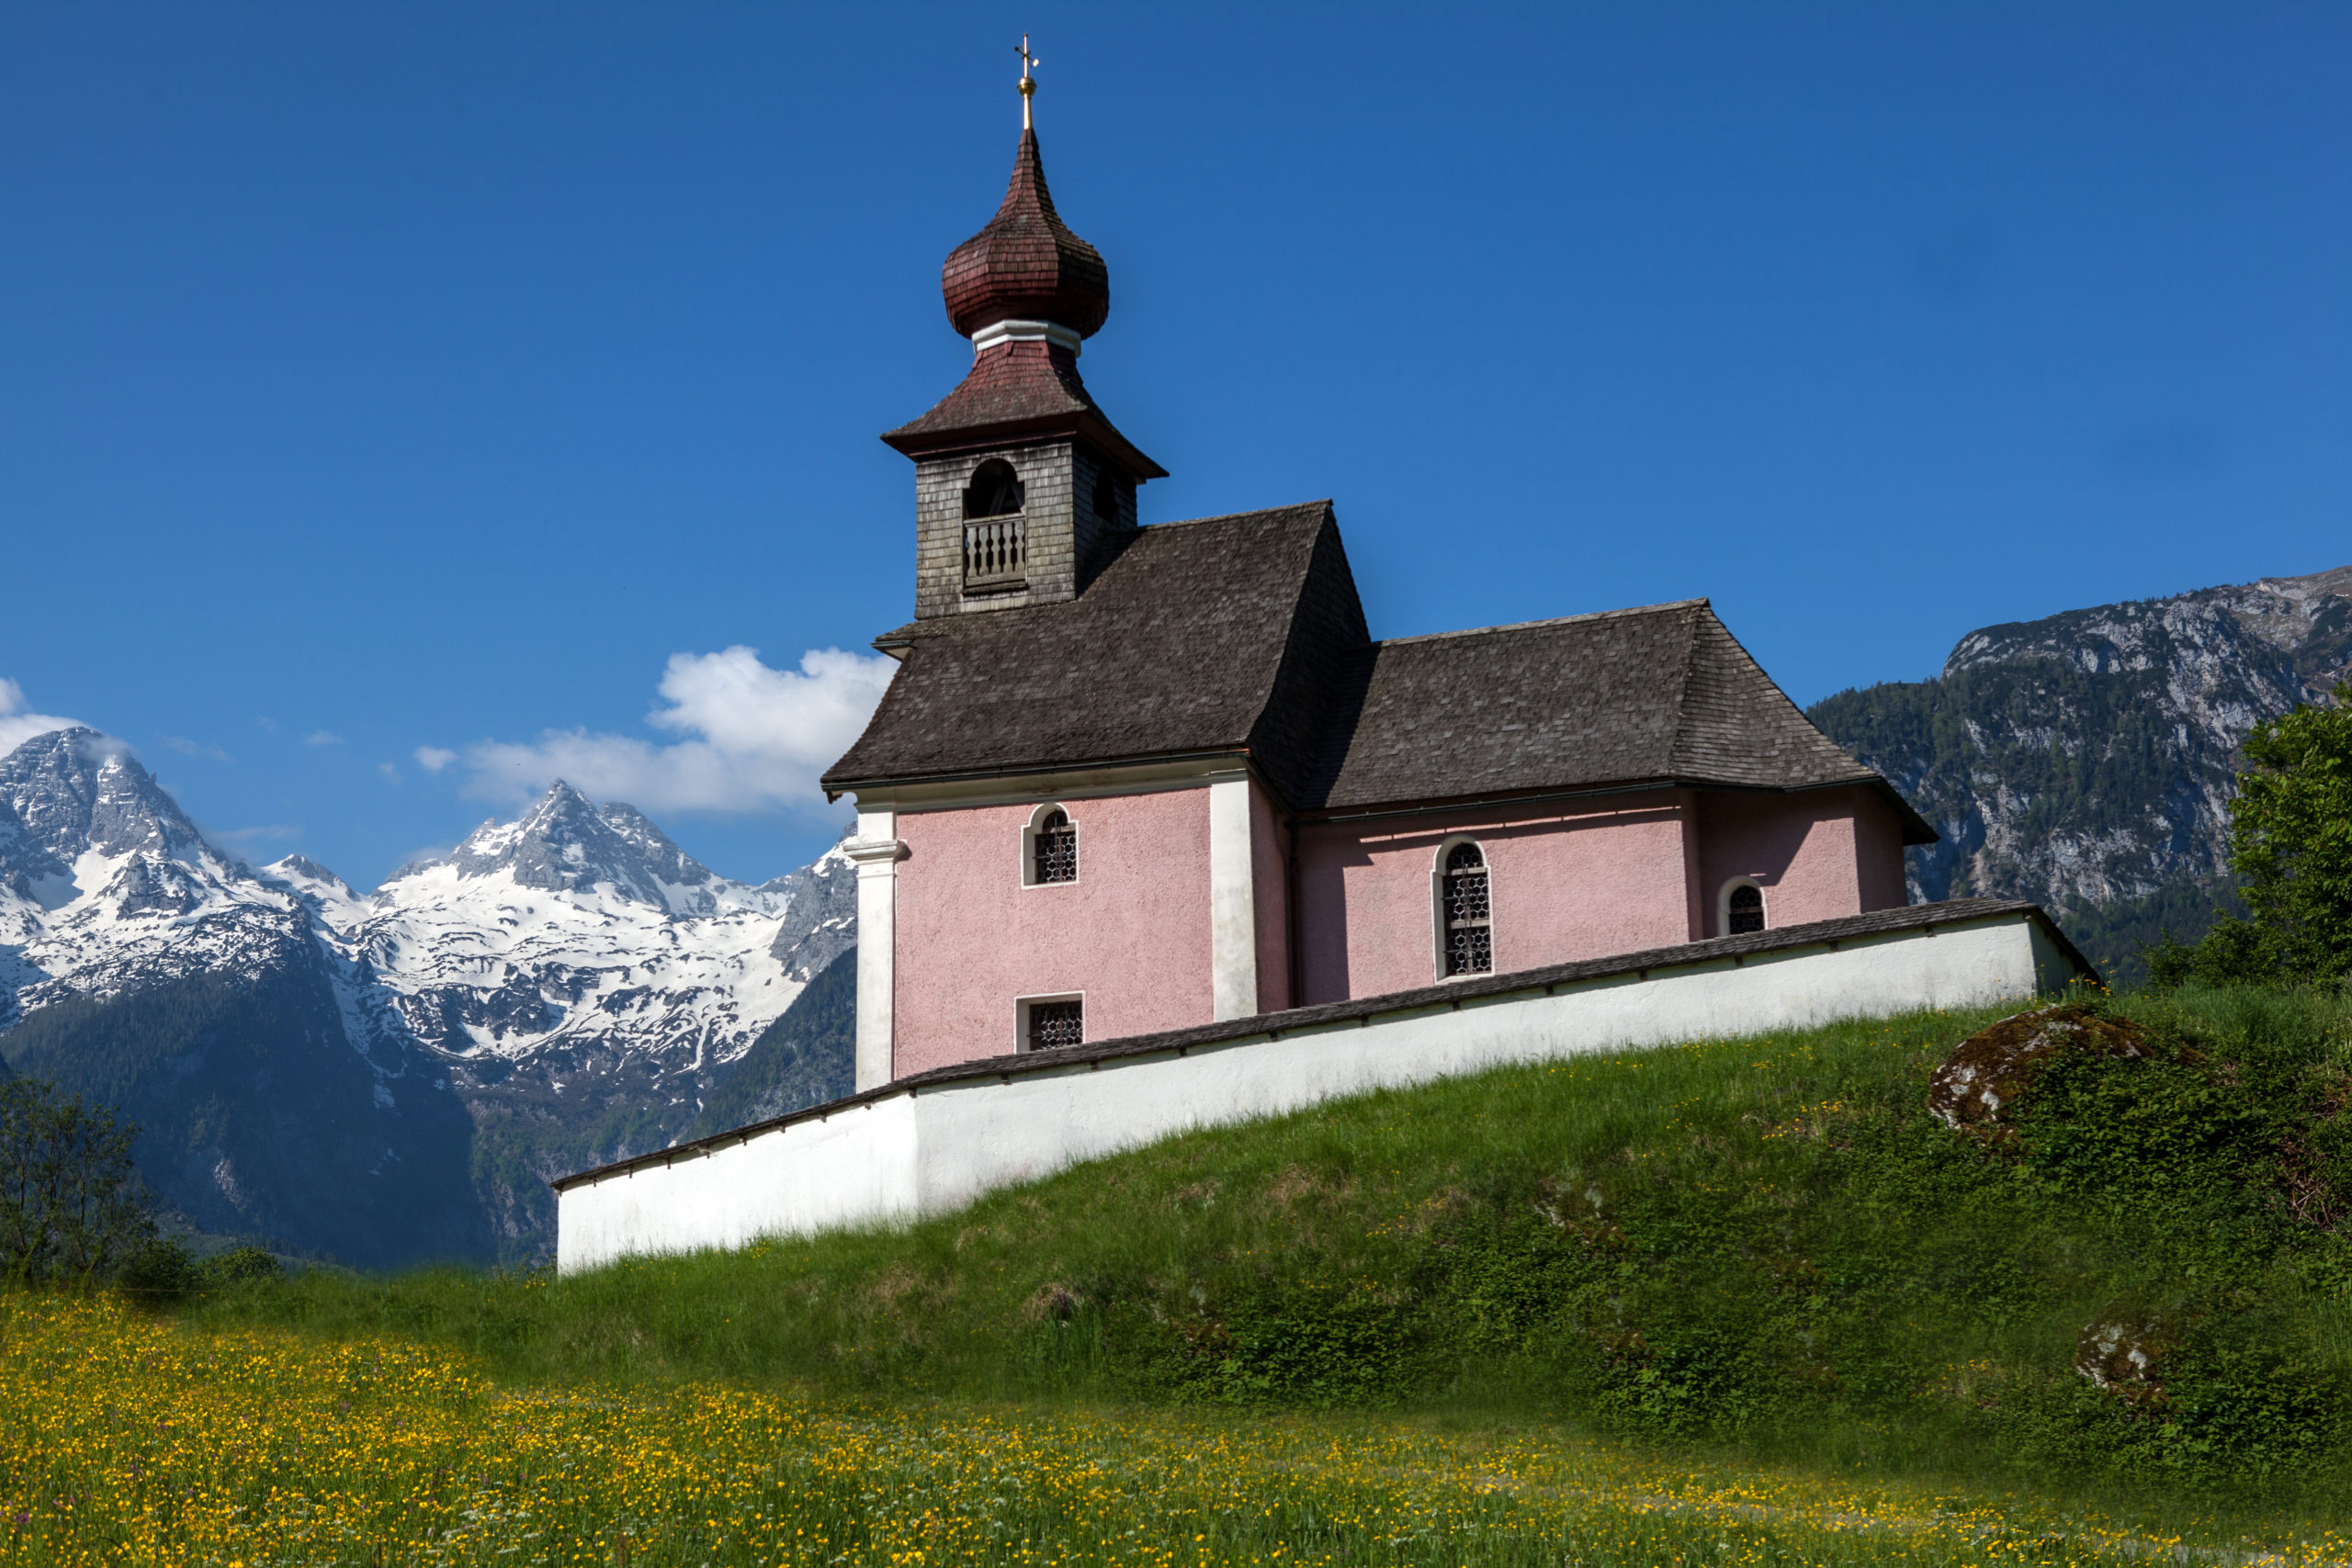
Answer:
1663, 601, 1708, 772
1141, 500, 1335, 533
1673, 606, 1887, 788
1374, 598, 1712, 649
1243, 509, 1371, 807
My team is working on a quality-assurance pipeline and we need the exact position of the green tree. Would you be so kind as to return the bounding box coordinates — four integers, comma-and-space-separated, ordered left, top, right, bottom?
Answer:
2231, 682, 2352, 979
2150, 683, 2352, 986
0, 1077, 165, 1285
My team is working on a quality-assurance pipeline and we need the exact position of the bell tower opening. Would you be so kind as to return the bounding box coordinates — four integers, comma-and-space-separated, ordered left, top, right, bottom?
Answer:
961, 459, 1027, 592
1091, 469, 1127, 532
964, 459, 1024, 520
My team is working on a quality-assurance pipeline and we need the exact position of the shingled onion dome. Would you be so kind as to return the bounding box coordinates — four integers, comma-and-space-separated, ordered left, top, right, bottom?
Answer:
942, 129, 1110, 348
882, 123, 1164, 479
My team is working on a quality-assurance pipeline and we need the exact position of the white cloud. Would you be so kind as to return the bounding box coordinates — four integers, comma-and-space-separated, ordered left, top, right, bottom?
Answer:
305, 730, 344, 747
0, 679, 82, 754
162, 735, 234, 762
446, 646, 895, 817
413, 746, 457, 773
379, 761, 402, 784
214, 823, 300, 852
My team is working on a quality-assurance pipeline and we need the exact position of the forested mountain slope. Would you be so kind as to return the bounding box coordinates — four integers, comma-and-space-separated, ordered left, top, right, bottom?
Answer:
684, 946, 856, 1141
1808, 563, 2352, 978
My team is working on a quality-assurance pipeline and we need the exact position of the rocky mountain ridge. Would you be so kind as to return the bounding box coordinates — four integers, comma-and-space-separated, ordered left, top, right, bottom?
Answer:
1808, 561, 2352, 976
0, 731, 854, 1264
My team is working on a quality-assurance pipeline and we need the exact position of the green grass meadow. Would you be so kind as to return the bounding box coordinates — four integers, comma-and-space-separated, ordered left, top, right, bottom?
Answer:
139, 983, 2352, 1561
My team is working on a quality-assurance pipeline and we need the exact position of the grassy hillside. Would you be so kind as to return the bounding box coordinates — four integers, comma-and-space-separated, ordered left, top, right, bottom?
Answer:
189, 987, 2352, 1515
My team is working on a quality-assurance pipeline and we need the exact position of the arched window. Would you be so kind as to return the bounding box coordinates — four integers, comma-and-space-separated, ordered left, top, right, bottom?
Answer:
1723, 880, 1766, 936
963, 459, 1023, 519
1031, 807, 1078, 885
1441, 840, 1492, 976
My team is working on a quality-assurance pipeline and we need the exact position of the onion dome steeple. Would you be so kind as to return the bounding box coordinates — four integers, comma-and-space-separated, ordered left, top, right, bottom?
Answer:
941, 129, 1110, 345
882, 41, 1161, 483
882, 42, 1163, 622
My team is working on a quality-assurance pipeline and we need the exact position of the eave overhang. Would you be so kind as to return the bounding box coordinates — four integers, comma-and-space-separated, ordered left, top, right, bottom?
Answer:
878, 407, 1168, 482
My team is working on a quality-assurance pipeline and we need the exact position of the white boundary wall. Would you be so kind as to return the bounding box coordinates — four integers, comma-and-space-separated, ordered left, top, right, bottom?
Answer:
556, 908, 2076, 1274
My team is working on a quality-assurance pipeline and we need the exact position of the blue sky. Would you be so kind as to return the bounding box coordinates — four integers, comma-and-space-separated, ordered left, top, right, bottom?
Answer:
3, 4, 2346, 889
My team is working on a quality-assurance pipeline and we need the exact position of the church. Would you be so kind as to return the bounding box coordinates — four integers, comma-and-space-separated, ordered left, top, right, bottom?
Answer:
550, 71, 2086, 1271
819, 77, 1935, 1095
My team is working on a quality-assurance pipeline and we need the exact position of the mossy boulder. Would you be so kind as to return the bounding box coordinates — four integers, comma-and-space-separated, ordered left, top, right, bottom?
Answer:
1928, 1004, 2152, 1140
2075, 1314, 2176, 1406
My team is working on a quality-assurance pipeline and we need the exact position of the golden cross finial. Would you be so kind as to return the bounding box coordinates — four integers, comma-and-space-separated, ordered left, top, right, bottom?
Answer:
1016, 34, 1040, 130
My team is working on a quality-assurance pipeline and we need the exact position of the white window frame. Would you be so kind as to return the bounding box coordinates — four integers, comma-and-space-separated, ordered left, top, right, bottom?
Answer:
1020, 801, 1080, 889
1016, 991, 1086, 1053
1430, 833, 1496, 983
1718, 876, 1767, 938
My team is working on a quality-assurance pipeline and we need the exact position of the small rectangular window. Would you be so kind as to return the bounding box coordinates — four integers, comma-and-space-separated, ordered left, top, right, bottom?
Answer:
1026, 998, 1083, 1051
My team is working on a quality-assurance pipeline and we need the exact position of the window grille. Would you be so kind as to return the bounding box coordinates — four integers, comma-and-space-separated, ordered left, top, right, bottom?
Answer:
1442, 841, 1492, 976
1027, 998, 1083, 1051
1033, 809, 1078, 884
1727, 883, 1765, 935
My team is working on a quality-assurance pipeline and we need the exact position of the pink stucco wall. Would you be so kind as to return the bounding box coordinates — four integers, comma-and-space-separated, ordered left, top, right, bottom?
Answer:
1295, 793, 1692, 1005
1855, 793, 1910, 912
1696, 787, 1907, 937
891, 778, 1912, 1068
892, 789, 1213, 1075
1677, 791, 1708, 939
1250, 781, 1292, 1013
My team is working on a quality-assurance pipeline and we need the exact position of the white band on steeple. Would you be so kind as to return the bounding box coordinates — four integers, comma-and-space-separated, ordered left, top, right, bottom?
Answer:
971, 318, 1083, 356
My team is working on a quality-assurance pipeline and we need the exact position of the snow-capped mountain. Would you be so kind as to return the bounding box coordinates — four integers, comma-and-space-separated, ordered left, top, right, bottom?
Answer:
0, 731, 854, 1265
272, 781, 852, 1083
0, 729, 313, 1027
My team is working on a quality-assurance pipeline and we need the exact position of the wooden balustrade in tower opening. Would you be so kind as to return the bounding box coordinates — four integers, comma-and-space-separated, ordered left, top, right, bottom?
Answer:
964, 516, 1025, 588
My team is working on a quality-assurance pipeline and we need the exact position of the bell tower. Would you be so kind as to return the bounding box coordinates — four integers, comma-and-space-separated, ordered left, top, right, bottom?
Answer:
880, 44, 1165, 619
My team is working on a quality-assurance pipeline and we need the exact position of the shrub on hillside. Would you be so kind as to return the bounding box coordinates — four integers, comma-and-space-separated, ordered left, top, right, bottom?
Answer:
2150, 682, 2352, 986
0, 1077, 179, 1289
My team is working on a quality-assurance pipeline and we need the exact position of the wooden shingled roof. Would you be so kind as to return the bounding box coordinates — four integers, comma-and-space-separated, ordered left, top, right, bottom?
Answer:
824, 502, 1363, 805
877, 339, 1165, 481
1307, 604, 1900, 810
821, 503, 1934, 842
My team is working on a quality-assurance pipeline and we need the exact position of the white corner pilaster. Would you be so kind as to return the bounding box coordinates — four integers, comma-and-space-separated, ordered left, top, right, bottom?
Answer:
845, 807, 909, 1092
1207, 774, 1258, 1021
